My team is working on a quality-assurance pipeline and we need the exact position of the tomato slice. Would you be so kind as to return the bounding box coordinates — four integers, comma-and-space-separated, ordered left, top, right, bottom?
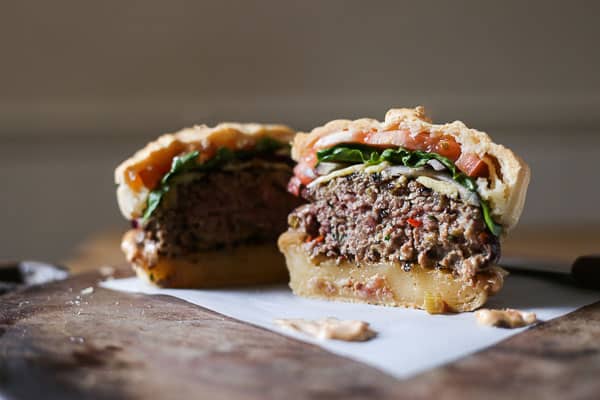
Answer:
432, 137, 461, 161
456, 153, 489, 178
137, 164, 171, 190
362, 130, 462, 161
125, 169, 145, 192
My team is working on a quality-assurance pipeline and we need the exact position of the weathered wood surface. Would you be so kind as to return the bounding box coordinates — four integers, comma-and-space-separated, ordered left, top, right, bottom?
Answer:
1, 266, 599, 400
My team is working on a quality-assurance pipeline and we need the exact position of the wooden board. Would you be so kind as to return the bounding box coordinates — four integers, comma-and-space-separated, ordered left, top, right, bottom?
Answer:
1, 266, 599, 400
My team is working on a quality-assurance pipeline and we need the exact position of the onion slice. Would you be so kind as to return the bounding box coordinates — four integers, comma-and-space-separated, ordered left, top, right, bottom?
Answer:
315, 162, 346, 176
427, 159, 446, 171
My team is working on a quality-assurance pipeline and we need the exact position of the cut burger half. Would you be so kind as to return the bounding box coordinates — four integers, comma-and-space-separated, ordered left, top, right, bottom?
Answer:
115, 123, 302, 287
279, 107, 530, 312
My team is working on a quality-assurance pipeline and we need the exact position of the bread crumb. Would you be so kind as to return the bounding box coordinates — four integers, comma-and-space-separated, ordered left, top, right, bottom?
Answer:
80, 286, 94, 296
99, 265, 115, 278
475, 308, 537, 328
274, 317, 376, 341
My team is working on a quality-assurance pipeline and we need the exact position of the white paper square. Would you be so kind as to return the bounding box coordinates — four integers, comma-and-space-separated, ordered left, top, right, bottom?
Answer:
101, 274, 599, 379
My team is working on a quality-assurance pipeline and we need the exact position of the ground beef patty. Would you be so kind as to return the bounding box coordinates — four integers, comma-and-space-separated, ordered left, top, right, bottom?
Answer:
143, 162, 303, 257
289, 172, 500, 278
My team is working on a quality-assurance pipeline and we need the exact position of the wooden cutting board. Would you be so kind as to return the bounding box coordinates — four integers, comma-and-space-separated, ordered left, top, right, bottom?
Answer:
1, 265, 599, 400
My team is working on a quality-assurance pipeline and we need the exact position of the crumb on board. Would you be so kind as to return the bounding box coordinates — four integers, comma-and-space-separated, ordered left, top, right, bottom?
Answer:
80, 286, 94, 296
475, 308, 537, 328
99, 265, 115, 278
274, 317, 377, 342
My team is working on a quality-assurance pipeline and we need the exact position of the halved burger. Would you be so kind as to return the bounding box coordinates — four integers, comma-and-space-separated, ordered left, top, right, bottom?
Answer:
115, 123, 302, 287
278, 107, 530, 312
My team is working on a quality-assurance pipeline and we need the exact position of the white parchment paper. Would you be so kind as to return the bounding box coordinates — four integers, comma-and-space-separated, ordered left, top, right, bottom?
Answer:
101, 274, 599, 379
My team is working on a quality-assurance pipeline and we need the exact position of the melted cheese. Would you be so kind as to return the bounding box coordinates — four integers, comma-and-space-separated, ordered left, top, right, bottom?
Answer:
416, 176, 459, 199
307, 164, 370, 188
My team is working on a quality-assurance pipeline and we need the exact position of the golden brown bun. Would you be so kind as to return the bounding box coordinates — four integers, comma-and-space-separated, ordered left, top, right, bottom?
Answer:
292, 107, 530, 233
115, 122, 296, 220
278, 231, 505, 312
122, 230, 288, 288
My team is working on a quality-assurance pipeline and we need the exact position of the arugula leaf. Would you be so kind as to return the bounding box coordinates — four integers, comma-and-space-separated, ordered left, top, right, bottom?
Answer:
142, 150, 201, 222
317, 144, 382, 164
142, 138, 287, 222
317, 145, 502, 236
161, 150, 201, 183
143, 187, 168, 223
254, 136, 286, 153
479, 199, 502, 236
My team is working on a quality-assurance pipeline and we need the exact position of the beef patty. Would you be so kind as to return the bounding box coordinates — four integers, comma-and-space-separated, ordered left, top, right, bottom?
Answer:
288, 172, 500, 278
142, 161, 303, 257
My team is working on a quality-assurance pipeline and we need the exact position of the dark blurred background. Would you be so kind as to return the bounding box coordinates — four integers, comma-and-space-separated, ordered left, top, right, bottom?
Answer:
1, 0, 599, 262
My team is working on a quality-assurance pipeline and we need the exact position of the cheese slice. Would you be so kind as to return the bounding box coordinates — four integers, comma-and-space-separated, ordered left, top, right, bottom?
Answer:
416, 176, 459, 199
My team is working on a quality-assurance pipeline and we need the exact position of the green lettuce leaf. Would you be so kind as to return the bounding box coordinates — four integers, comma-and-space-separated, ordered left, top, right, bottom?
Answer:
317, 144, 502, 236
142, 138, 286, 222
142, 150, 202, 222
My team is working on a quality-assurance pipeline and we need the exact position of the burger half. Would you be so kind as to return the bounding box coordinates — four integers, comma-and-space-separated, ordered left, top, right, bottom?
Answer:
279, 107, 530, 312
115, 123, 301, 287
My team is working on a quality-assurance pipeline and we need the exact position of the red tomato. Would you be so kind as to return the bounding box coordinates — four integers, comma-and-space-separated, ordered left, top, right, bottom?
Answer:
432, 136, 462, 161
136, 163, 171, 191
364, 131, 462, 161
456, 153, 489, 178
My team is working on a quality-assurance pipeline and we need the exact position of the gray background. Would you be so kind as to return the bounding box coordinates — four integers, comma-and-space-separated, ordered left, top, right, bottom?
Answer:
1, 0, 599, 261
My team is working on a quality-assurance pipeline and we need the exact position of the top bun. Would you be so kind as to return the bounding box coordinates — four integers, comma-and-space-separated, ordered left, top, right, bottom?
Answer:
292, 107, 530, 233
115, 122, 295, 220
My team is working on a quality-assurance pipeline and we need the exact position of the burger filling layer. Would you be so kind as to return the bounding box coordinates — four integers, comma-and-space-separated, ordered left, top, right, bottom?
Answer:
137, 160, 302, 259
288, 171, 500, 279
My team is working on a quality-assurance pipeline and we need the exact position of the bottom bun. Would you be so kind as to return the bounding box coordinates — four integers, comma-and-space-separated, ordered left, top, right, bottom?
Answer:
122, 230, 289, 288
278, 231, 505, 313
